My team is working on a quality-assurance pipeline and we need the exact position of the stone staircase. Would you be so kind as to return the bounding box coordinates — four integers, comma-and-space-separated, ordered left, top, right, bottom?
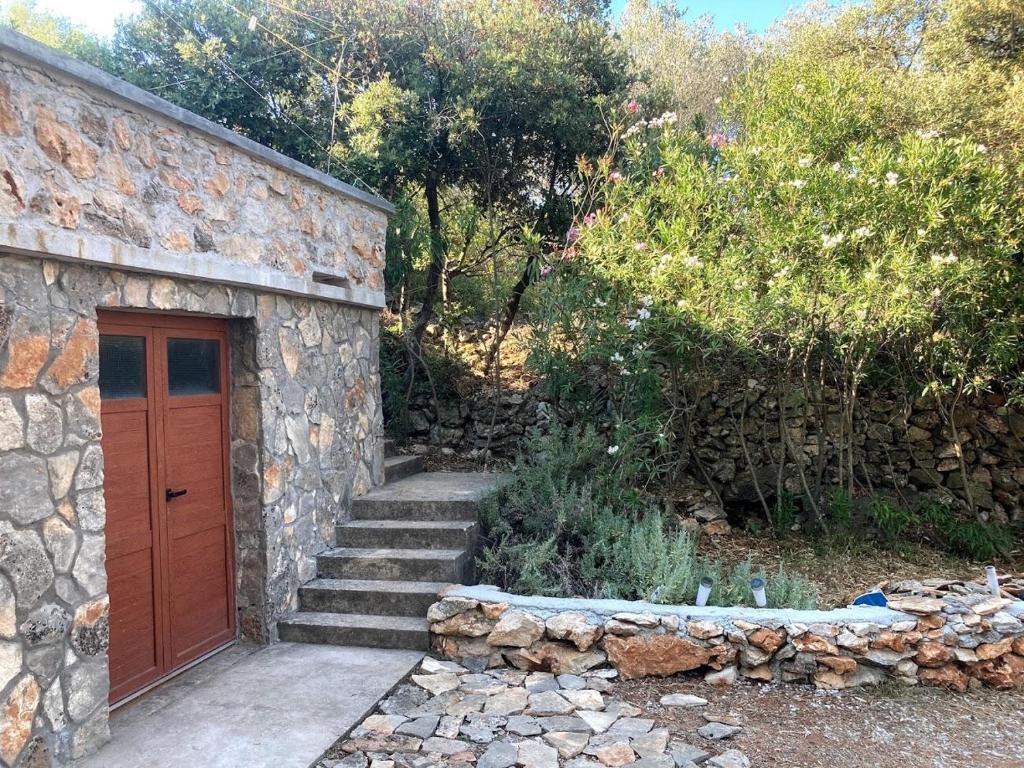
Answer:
277, 441, 500, 650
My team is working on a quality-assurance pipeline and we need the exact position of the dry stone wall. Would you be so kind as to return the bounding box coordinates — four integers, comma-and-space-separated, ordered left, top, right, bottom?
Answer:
429, 587, 1024, 693
405, 381, 1024, 525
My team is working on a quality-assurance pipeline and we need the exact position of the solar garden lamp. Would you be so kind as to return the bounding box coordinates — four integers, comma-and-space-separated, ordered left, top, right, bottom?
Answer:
985, 566, 1001, 597
751, 577, 767, 608
696, 576, 713, 607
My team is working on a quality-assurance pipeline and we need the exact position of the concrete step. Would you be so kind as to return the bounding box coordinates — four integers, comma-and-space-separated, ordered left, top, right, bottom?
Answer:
384, 439, 398, 458
353, 472, 502, 521
317, 547, 470, 582
336, 519, 477, 550
384, 454, 424, 484
278, 612, 429, 650
298, 578, 450, 616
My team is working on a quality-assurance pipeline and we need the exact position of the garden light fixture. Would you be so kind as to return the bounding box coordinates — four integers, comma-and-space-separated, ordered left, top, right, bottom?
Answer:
985, 566, 1001, 597
696, 577, 713, 607
751, 577, 767, 608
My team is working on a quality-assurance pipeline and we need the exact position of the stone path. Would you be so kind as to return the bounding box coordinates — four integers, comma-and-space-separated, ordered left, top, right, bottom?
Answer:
315, 657, 750, 768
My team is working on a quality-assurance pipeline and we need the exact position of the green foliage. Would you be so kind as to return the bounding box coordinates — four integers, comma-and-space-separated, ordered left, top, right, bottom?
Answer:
771, 492, 798, 535
917, 500, 1015, 561
868, 495, 915, 540
478, 426, 818, 608
827, 488, 854, 530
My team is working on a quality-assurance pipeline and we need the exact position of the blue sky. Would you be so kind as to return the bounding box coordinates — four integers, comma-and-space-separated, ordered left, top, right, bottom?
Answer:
19, 0, 848, 37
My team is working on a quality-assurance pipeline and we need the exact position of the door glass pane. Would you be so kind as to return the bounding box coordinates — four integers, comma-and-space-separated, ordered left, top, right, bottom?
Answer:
98, 335, 146, 399
167, 338, 220, 396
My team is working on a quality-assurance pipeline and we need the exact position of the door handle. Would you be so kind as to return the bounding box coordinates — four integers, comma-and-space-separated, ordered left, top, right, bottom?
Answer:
166, 488, 188, 501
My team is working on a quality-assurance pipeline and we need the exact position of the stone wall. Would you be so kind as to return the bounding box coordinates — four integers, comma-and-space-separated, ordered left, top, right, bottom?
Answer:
0, 30, 389, 768
429, 587, 1024, 692
0, 255, 383, 765
0, 30, 389, 308
405, 380, 1024, 526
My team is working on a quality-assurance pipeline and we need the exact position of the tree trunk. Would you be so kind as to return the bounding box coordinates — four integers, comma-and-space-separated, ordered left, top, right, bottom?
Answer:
483, 253, 536, 375
407, 172, 444, 387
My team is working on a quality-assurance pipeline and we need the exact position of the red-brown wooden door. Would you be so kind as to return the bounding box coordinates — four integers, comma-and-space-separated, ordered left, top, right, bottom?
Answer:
98, 312, 235, 704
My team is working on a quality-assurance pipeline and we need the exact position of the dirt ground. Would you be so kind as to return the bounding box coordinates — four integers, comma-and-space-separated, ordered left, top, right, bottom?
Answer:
615, 675, 1024, 768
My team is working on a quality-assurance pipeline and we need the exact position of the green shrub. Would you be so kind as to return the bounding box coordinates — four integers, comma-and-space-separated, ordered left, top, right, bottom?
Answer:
868, 495, 915, 540
477, 426, 818, 608
917, 500, 1014, 561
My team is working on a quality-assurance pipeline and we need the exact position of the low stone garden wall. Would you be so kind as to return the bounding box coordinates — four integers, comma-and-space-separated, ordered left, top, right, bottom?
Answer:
429, 586, 1024, 692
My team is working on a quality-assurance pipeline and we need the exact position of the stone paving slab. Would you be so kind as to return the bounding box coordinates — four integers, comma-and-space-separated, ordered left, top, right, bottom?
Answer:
76, 642, 423, 768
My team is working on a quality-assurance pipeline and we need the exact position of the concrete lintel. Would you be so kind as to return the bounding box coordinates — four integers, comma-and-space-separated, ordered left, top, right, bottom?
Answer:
448, 585, 1024, 626
0, 28, 395, 217
1, 224, 386, 310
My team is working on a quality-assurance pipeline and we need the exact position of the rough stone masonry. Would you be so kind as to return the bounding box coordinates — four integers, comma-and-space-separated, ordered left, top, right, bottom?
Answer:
0, 30, 390, 767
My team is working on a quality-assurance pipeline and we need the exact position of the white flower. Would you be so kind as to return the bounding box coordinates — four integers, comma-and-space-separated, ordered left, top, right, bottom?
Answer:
794, 83, 806, 94
930, 252, 958, 265
853, 226, 872, 238
798, 156, 813, 168
916, 228, 927, 237
786, 179, 806, 189
607, 445, 620, 456
855, 308, 867, 321
658, 254, 672, 268
821, 232, 845, 249
641, 295, 654, 307
627, 319, 640, 331
683, 255, 703, 268
610, 352, 624, 363
917, 129, 939, 140
595, 297, 607, 307
885, 171, 899, 186
831, 162, 842, 172
637, 307, 651, 320
977, 143, 988, 154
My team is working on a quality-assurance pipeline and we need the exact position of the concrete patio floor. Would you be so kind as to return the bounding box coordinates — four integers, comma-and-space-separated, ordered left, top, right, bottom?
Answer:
77, 642, 424, 768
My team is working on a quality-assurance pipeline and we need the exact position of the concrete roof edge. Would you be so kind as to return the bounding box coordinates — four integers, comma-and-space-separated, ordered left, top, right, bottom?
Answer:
0, 28, 396, 216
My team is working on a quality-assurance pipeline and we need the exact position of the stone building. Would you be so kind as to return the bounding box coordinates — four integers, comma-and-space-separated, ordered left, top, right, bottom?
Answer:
0, 30, 392, 766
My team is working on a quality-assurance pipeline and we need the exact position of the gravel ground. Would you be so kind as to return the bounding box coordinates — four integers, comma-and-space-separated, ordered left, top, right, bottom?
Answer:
616, 675, 1024, 768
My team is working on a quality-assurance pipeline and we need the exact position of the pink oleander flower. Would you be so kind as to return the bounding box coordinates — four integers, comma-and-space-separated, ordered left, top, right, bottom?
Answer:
583, 212, 597, 226
708, 133, 727, 149
567, 226, 580, 243
609, 171, 624, 183
627, 100, 639, 114
563, 246, 577, 261
540, 265, 553, 278
654, 166, 666, 177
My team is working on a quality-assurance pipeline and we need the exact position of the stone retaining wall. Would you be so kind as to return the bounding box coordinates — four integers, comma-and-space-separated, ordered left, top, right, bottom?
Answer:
429, 587, 1024, 692
405, 379, 1024, 527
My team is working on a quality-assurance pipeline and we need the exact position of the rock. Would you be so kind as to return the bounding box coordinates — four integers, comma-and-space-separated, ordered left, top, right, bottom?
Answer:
506, 715, 542, 736
740, 664, 773, 682
357, 714, 409, 735
413, 673, 461, 695
975, 638, 1014, 661
836, 631, 868, 653
544, 731, 591, 758
659, 694, 707, 708
749, 627, 787, 654
818, 656, 857, 674
593, 742, 636, 767
422, 657, 468, 674
460, 721, 497, 743
603, 635, 711, 680
527, 691, 575, 716
696, 723, 740, 741
0, 523, 54, 609
546, 613, 604, 652
0, 675, 40, 765
703, 667, 737, 686
397, 717, 440, 739
517, 739, 559, 768
607, 718, 654, 738
506, 643, 606, 675
792, 634, 838, 655
561, 689, 604, 711
479, 741, 519, 768
611, 613, 659, 628
577, 710, 619, 734
918, 664, 969, 692
631, 756, 674, 768
428, 598, 483, 622
482, 602, 509, 620
707, 750, 750, 768
538, 715, 594, 734
380, 684, 431, 715
489, 611, 546, 648
970, 597, 1010, 616
556, 674, 588, 690
525, 672, 559, 692
669, 742, 708, 766
423, 737, 473, 755
914, 642, 954, 668
460, 673, 507, 695
0, 454, 51, 524
971, 654, 1024, 689
485, 687, 529, 716
686, 622, 722, 640
887, 597, 946, 615
436, 714, 465, 738
0, 641, 21, 694
631, 728, 669, 757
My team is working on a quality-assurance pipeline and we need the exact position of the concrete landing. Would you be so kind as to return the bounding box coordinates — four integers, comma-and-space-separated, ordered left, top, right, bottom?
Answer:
76, 642, 423, 768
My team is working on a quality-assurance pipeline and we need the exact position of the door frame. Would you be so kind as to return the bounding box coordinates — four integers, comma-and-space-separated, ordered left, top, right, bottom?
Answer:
97, 310, 238, 704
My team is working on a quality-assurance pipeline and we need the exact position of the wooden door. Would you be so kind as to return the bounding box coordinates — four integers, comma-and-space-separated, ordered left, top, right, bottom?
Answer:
99, 312, 235, 704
